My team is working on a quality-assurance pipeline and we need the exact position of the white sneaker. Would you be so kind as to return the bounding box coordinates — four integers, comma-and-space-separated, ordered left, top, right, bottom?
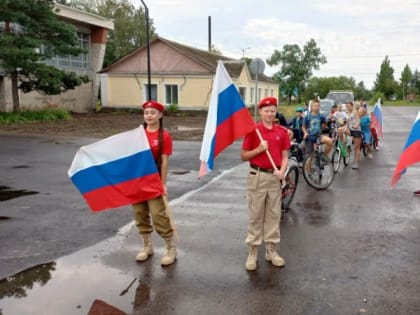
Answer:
351, 163, 359, 169
367, 153, 373, 159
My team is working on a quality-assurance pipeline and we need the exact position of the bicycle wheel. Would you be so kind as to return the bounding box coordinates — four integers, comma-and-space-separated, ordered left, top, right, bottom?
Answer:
281, 165, 299, 210
343, 144, 351, 166
302, 152, 335, 190
331, 148, 340, 173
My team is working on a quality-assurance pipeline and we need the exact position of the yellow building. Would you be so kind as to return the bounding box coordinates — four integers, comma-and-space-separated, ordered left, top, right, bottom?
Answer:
100, 37, 278, 110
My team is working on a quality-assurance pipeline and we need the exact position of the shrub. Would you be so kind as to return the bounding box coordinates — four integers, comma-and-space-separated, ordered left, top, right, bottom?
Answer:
167, 103, 179, 114
0, 108, 71, 124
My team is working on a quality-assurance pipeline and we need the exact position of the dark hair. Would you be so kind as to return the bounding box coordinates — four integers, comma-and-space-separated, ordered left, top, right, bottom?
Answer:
312, 99, 320, 104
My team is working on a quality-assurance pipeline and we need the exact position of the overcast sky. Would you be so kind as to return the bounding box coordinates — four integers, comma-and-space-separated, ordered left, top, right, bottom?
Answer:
132, 0, 420, 89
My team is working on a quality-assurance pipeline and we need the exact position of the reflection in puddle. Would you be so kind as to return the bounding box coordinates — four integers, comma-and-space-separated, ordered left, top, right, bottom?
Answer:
0, 186, 38, 202
0, 262, 56, 299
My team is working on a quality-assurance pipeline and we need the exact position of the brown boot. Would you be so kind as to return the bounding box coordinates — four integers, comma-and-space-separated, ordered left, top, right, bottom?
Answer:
245, 246, 258, 271
136, 233, 153, 261
161, 237, 177, 266
265, 242, 285, 267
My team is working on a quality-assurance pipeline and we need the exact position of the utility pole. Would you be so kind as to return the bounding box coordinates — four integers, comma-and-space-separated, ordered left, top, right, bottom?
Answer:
141, 0, 152, 101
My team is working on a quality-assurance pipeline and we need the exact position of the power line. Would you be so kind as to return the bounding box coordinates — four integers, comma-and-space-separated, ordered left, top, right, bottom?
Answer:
327, 53, 420, 59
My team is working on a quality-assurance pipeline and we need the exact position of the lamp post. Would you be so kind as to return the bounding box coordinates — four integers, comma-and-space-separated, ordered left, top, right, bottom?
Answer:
140, 0, 152, 101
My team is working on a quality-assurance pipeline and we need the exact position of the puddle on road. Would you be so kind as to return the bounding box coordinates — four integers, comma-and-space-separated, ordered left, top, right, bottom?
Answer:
294, 200, 332, 226
0, 186, 38, 202
0, 262, 56, 299
170, 169, 190, 175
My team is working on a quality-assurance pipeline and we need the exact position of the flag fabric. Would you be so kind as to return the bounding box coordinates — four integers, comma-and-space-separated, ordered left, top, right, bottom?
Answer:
68, 126, 163, 211
371, 99, 383, 138
391, 110, 420, 187
199, 60, 255, 177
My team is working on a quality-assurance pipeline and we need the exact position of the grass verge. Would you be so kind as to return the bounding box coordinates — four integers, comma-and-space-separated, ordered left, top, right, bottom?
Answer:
0, 109, 71, 124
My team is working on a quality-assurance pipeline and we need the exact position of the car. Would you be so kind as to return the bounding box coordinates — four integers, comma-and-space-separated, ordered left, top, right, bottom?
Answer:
308, 98, 336, 116
326, 90, 354, 105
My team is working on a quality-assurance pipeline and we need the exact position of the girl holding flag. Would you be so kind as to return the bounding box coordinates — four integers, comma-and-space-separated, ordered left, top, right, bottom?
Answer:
132, 100, 177, 266
241, 97, 290, 271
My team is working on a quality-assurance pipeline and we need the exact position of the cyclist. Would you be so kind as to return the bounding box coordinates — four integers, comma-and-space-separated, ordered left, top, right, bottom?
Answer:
343, 102, 362, 169
288, 107, 305, 166
288, 107, 305, 143
302, 99, 333, 156
276, 110, 294, 141
359, 107, 373, 159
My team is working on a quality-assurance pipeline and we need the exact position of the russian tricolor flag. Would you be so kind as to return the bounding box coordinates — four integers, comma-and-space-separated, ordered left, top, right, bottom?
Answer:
68, 126, 163, 211
371, 99, 383, 138
391, 110, 420, 187
199, 60, 255, 177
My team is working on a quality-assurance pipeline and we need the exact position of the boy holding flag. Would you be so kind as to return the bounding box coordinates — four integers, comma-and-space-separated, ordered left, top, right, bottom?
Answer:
241, 97, 290, 271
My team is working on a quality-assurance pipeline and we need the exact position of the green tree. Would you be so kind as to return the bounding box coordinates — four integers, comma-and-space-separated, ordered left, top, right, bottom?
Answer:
373, 56, 397, 99
0, 0, 88, 112
412, 69, 420, 94
303, 76, 357, 101
209, 44, 222, 55
354, 81, 371, 100
400, 64, 412, 100
71, 0, 156, 67
267, 39, 327, 103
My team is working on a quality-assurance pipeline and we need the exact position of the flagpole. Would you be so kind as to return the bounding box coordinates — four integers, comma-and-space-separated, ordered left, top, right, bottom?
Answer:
140, 0, 152, 101
255, 128, 279, 172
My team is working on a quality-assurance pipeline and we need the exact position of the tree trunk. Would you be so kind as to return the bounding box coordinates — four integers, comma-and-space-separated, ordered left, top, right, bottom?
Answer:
11, 71, 20, 112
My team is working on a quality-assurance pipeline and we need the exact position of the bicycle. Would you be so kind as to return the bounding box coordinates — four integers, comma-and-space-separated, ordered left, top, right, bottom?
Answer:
281, 164, 299, 210
361, 130, 375, 157
331, 128, 351, 173
302, 135, 335, 190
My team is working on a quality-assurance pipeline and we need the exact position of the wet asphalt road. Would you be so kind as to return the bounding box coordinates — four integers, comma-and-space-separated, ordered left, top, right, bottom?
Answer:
1, 106, 420, 315
0, 135, 242, 279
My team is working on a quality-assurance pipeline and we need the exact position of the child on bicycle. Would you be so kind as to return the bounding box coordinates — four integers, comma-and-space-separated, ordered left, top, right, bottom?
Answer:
302, 99, 333, 156
359, 107, 373, 159
288, 107, 305, 165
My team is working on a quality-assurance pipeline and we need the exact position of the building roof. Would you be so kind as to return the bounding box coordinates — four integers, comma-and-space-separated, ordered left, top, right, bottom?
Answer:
54, 3, 114, 30
101, 36, 275, 83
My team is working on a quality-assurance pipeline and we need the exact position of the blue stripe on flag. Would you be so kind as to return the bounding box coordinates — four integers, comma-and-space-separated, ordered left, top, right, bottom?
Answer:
71, 150, 158, 193
206, 136, 216, 170
403, 119, 420, 150
217, 84, 246, 126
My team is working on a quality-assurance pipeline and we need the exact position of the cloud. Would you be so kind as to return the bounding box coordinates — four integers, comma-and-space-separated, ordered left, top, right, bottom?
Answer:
130, 0, 420, 88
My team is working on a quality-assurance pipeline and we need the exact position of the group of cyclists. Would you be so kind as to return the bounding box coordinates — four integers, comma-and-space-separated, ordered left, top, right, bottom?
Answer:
277, 98, 379, 170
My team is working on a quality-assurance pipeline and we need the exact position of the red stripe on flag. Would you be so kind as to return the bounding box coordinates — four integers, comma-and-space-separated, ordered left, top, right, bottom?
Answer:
391, 140, 420, 187
83, 173, 163, 211
371, 115, 382, 138
214, 108, 255, 157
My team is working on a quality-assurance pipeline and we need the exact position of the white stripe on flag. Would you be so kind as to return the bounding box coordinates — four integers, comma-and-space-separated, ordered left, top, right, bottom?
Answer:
199, 60, 235, 165
68, 126, 150, 177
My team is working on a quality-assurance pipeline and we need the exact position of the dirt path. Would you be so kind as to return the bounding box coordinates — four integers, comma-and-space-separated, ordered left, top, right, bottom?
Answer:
0, 111, 207, 140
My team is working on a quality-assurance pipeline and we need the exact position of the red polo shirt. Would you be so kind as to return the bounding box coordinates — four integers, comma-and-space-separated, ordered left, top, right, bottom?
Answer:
242, 122, 290, 169
145, 128, 173, 161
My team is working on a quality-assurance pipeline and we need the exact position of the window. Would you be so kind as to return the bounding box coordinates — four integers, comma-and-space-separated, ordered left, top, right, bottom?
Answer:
258, 88, 262, 100
165, 84, 178, 105
43, 32, 90, 70
239, 87, 246, 102
145, 84, 158, 101
250, 87, 254, 103
271, 89, 274, 96
265, 89, 269, 97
